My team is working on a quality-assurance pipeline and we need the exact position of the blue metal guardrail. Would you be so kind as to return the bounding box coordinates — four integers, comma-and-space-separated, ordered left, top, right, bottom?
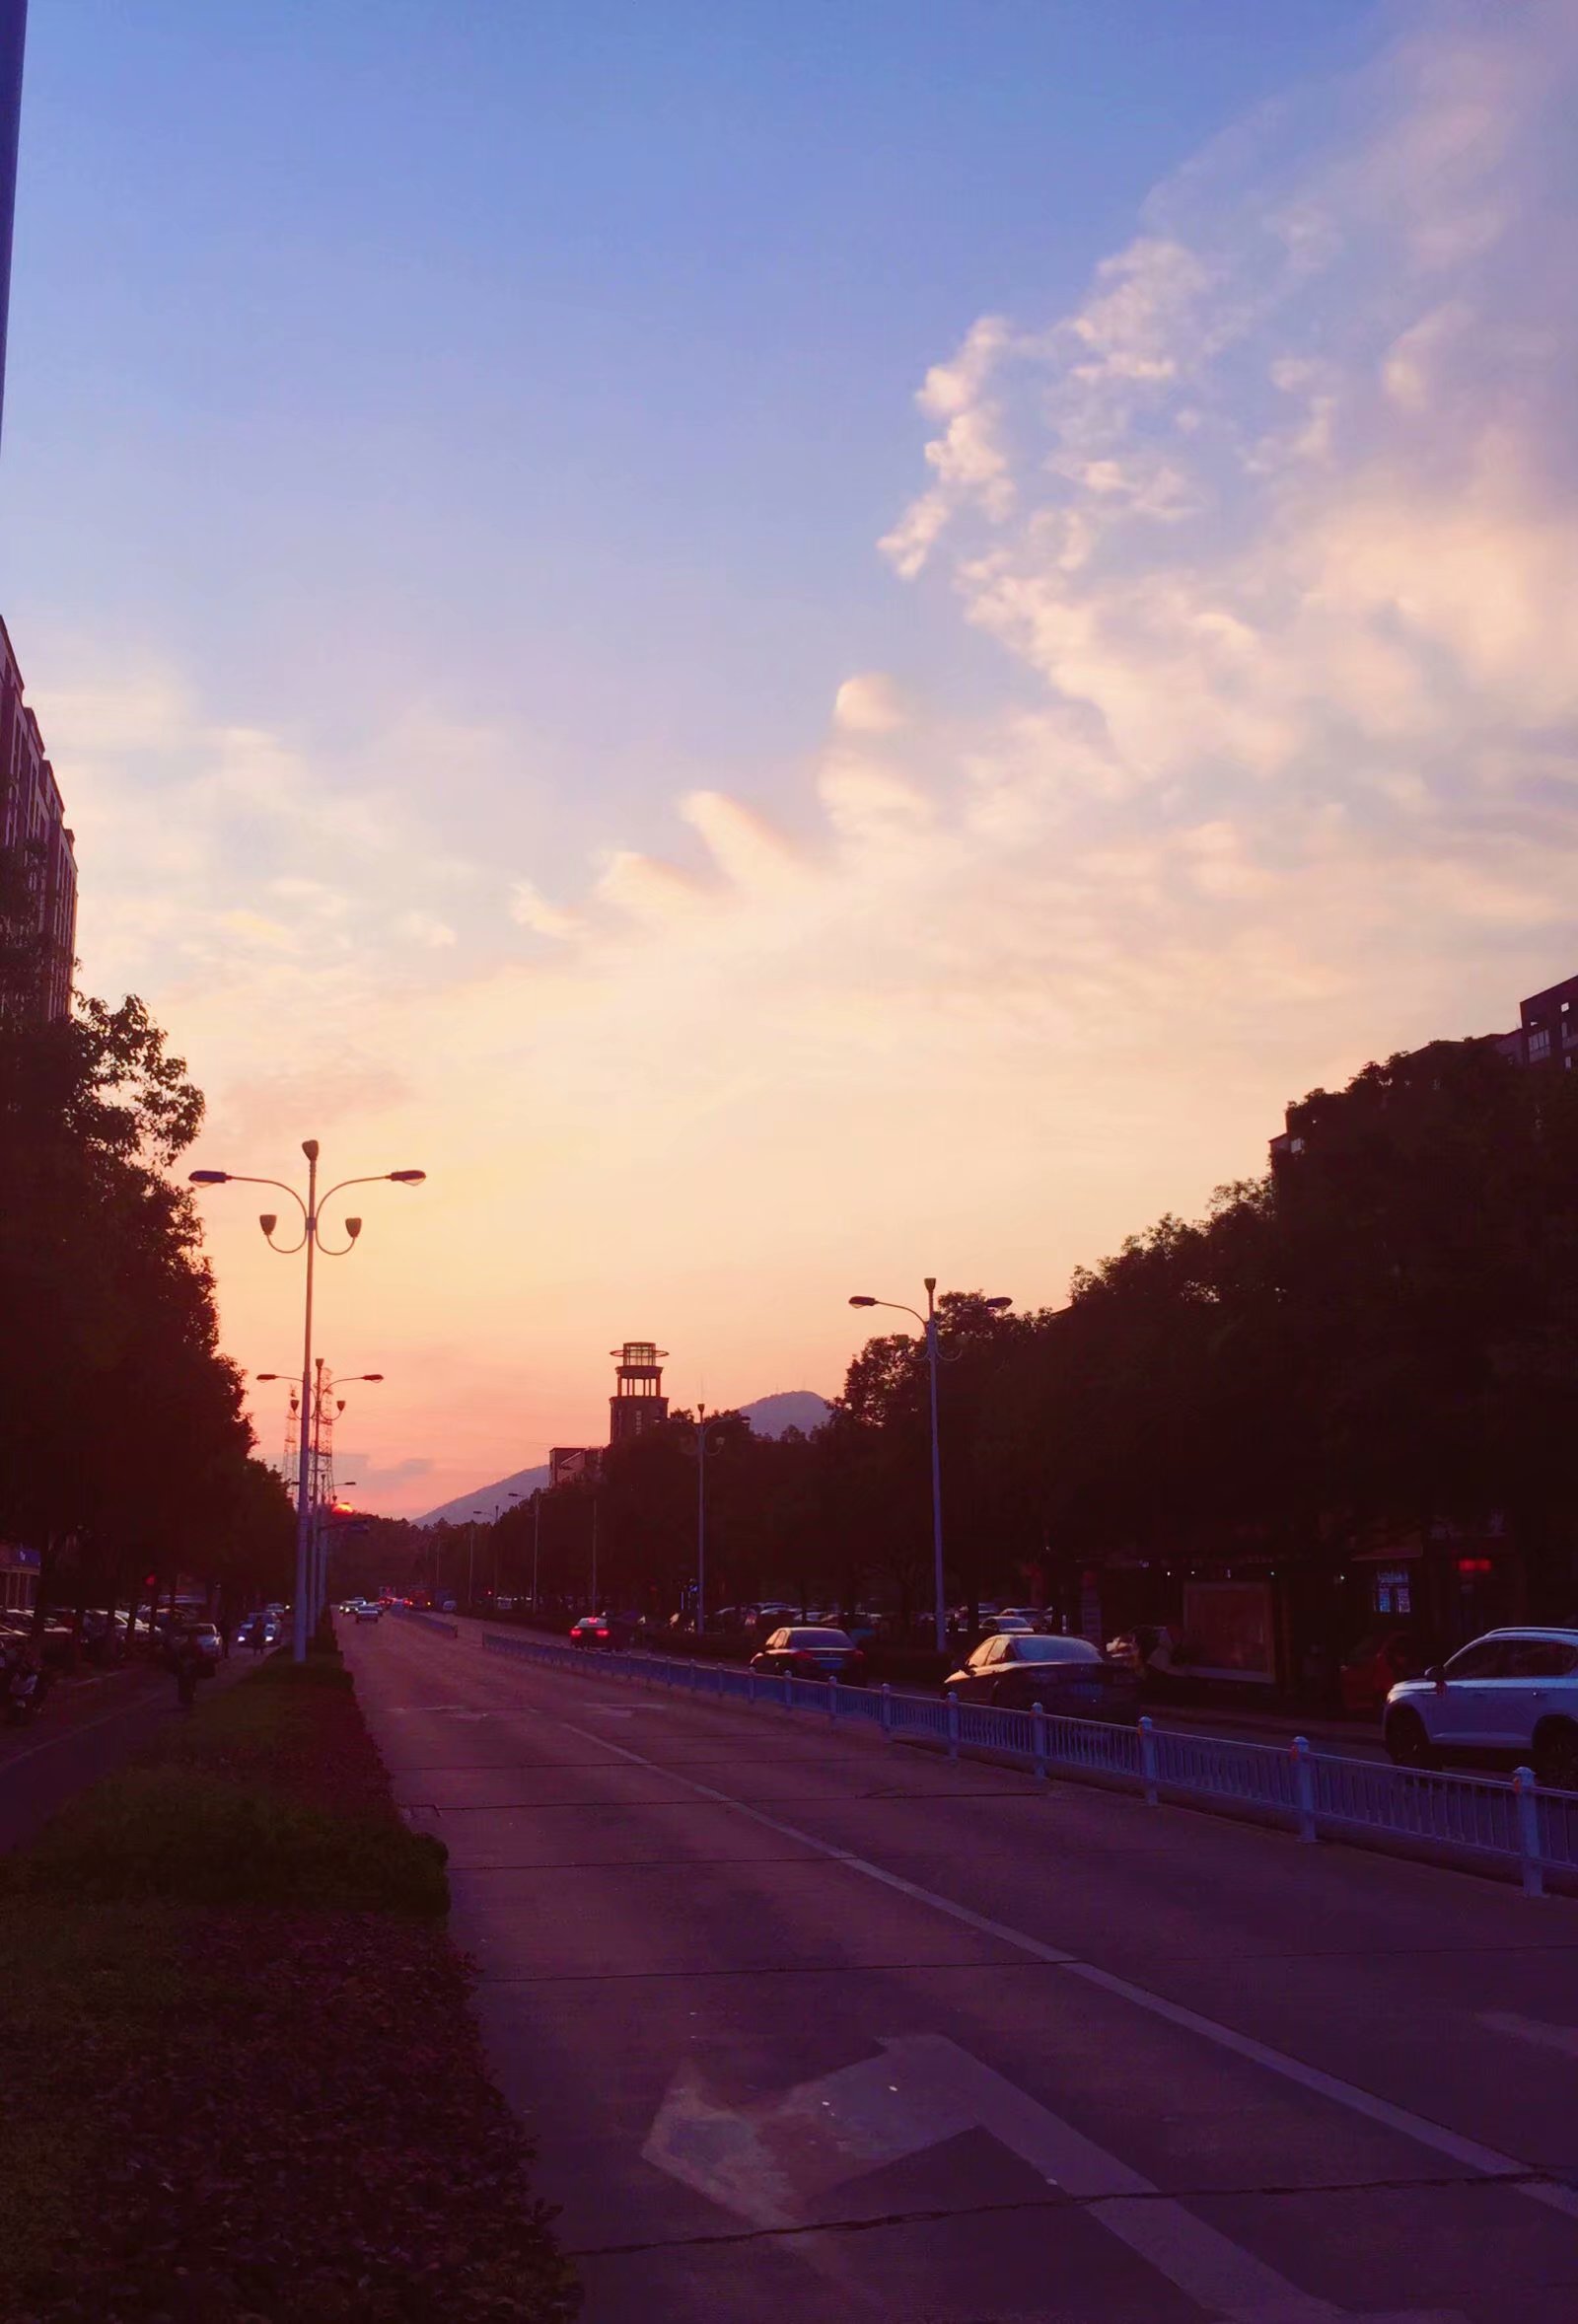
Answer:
472, 1631, 1576, 1899
390, 1607, 460, 1638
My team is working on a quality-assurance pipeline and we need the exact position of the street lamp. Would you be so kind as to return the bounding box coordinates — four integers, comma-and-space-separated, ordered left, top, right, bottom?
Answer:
847, 1280, 1013, 1653
254, 1364, 384, 1625
191, 1141, 425, 1661
690, 1402, 730, 1639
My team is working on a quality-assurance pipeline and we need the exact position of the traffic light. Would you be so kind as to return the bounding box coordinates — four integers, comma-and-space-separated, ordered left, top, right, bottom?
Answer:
143, 1572, 158, 1591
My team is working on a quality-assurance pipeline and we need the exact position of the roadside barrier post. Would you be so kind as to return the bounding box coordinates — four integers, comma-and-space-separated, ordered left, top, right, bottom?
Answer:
1032, 1701, 1047, 1780
783, 1667, 793, 1713
1139, 1713, 1159, 1806
1514, 1768, 1545, 1899
747, 1668, 756, 1706
946, 1689, 960, 1765
1292, 1735, 1318, 1844
880, 1682, 893, 1737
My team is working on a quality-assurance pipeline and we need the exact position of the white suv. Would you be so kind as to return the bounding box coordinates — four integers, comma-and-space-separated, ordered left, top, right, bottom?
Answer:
1384, 1628, 1578, 1788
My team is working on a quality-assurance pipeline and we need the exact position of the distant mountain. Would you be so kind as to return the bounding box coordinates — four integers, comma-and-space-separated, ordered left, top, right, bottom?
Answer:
739, 1390, 831, 1438
420, 1462, 552, 1529
417, 1391, 831, 1524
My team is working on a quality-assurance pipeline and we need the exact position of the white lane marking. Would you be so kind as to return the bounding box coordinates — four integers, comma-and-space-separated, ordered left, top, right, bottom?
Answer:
1480, 2009, 1578, 2060
644, 2033, 1457, 2322
527, 1701, 1578, 2228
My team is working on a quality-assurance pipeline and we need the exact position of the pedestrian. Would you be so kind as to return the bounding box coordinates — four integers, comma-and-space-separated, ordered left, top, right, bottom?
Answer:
249, 1619, 266, 1656
173, 1630, 207, 1712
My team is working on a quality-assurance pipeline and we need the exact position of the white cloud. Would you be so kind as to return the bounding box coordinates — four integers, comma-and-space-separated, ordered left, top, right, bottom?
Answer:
32, 0, 1578, 1516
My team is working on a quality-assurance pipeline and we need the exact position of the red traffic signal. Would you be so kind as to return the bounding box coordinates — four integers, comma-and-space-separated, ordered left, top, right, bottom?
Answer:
143, 1572, 158, 1591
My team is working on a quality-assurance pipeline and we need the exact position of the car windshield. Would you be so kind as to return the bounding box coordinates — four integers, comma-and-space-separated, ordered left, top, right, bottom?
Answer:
1011, 1637, 1102, 1662
788, 1629, 852, 1646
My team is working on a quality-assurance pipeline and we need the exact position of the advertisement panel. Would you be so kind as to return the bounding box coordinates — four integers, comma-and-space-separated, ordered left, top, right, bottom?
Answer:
1181, 1580, 1277, 1684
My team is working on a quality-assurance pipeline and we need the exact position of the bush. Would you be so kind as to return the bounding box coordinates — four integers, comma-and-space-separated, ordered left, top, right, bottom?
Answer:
6, 1764, 449, 1915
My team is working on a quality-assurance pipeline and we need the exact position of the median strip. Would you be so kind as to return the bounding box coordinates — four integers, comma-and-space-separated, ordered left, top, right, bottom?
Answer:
0, 1635, 579, 2323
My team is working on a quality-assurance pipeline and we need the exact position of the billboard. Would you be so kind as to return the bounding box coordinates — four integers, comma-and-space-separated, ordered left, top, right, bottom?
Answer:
0, 2, 24, 449
549, 1446, 603, 1489
1181, 1581, 1277, 1685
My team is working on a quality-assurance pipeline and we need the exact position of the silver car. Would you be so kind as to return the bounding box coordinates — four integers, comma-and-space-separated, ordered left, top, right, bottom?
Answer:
1384, 1628, 1578, 1788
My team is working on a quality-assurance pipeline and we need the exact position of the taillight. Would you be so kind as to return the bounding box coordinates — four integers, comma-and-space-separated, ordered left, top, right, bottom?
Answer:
596, 1629, 610, 1639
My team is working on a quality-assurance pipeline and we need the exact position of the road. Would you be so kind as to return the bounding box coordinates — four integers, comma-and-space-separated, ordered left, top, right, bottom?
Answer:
349, 1615, 1578, 2324
0, 1650, 256, 1852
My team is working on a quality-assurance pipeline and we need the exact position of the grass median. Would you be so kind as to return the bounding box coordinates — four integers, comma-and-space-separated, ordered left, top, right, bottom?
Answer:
0, 1642, 579, 2324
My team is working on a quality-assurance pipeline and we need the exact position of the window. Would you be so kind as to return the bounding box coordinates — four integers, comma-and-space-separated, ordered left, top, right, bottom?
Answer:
1503, 1638, 1578, 1679
1443, 1639, 1512, 1681
1529, 1028, 1551, 1058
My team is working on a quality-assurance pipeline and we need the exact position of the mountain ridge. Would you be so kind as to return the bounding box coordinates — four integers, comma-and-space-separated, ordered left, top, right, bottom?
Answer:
416, 1389, 831, 1526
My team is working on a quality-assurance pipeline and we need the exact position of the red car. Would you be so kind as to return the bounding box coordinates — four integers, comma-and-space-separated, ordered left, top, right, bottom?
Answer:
1339, 1631, 1421, 1715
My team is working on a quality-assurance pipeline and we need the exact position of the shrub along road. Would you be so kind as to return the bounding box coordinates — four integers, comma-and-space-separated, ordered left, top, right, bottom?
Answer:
354, 1611, 1578, 2324
0, 1640, 578, 2324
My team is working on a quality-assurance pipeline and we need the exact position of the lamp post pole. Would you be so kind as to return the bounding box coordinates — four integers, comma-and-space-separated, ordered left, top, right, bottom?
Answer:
923, 1280, 945, 1660
532, 1492, 541, 1613
847, 1282, 1013, 1655
293, 1144, 318, 1661
190, 1141, 425, 1663
695, 1401, 708, 1639
256, 1363, 384, 1634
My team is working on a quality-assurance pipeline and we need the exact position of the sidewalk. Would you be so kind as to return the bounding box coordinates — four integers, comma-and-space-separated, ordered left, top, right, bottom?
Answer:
1153, 1698, 1388, 1760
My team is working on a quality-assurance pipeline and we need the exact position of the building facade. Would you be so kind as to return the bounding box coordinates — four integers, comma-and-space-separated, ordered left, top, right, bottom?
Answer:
0, 617, 75, 1016
0, 0, 24, 450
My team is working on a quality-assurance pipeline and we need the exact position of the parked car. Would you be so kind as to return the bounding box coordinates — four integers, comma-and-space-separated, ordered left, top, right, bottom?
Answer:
750, 1627, 867, 1683
570, 1613, 614, 1649
179, 1621, 224, 1663
354, 1601, 382, 1624
945, 1633, 1140, 1720
977, 1615, 1037, 1640
1338, 1630, 1421, 1716
1105, 1625, 1188, 1689
1384, 1629, 1578, 1787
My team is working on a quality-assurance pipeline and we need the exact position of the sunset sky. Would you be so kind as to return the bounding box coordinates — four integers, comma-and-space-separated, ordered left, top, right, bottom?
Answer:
4, 0, 1576, 1514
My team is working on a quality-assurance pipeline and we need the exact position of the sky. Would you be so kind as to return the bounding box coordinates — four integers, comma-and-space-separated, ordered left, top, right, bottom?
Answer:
4, 0, 1576, 1515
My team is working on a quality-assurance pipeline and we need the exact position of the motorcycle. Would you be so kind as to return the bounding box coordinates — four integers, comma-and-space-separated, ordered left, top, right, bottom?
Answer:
3, 1657, 50, 1727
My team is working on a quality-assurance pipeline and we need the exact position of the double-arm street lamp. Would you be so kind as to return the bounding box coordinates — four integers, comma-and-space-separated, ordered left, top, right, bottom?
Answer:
848, 1278, 1012, 1653
191, 1140, 425, 1661
256, 1363, 383, 1626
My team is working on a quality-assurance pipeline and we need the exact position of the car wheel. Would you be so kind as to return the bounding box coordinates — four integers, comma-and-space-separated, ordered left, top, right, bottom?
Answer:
1385, 1709, 1439, 1771
1533, 1721, 1578, 1793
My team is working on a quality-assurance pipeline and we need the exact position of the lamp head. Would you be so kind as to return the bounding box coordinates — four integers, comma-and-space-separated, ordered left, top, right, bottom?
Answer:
389, 1169, 426, 1184
302, 1139, 320, 1162
258, 1213, 277, 1238
363, 1372, 385, 1382
255, 1372, 280, 1382
848, 1295, 878, 1308
188, 1169, 230, 1185
345, 1217, 363, 1240
985, 1295, 1014, 1311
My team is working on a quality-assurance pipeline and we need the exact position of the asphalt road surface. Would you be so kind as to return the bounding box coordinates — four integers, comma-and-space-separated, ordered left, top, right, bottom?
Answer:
349, 1615, 1578, 2324
0, 1651, 254, 1852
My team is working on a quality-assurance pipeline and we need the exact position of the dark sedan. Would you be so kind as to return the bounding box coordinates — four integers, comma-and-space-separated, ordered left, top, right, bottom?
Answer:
750, 1627, 867, 1683
945, 1634, 1139, 1720
569, 1613, 615, 1649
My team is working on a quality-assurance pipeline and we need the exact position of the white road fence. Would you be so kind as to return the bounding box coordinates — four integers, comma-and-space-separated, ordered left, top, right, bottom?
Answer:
466, 1627, 1576, 1898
